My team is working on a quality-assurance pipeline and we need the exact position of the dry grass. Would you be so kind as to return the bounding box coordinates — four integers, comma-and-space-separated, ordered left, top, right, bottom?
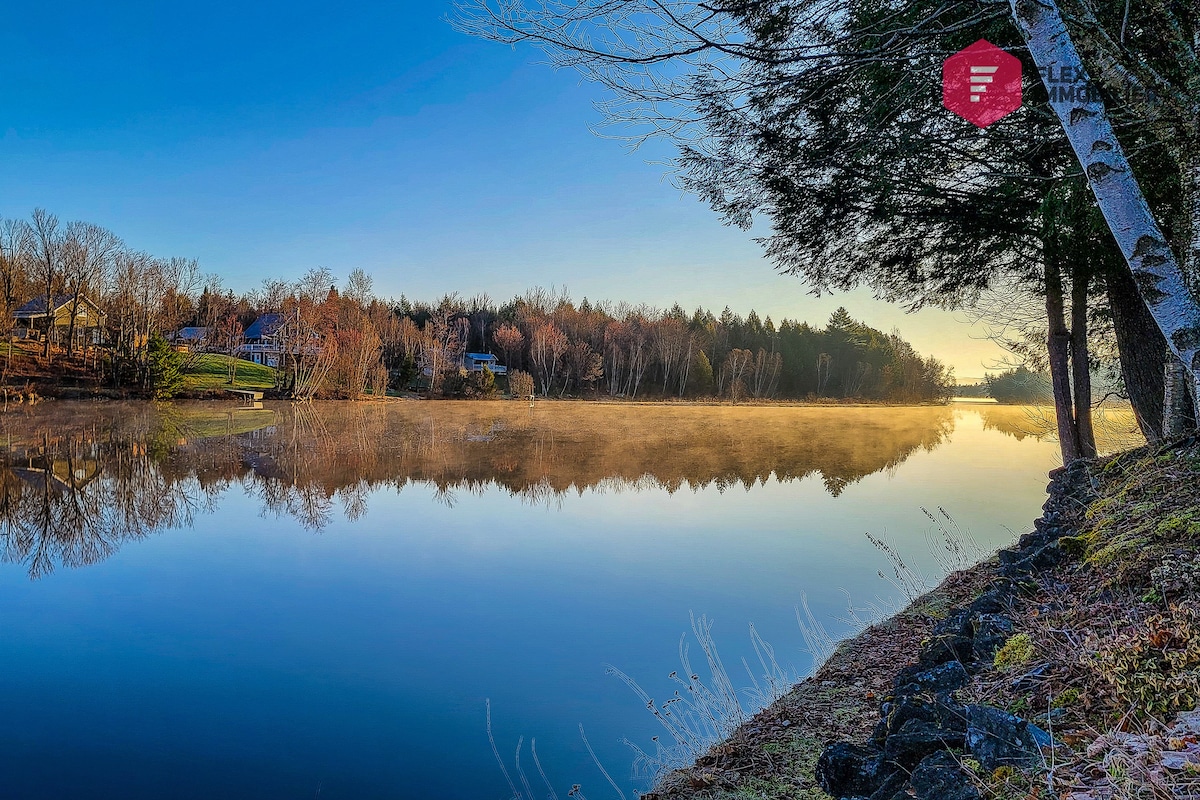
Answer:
641, 566, 999, 800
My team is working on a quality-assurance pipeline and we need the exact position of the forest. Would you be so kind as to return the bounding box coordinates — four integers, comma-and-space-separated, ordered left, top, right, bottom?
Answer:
0, 212, 954, 402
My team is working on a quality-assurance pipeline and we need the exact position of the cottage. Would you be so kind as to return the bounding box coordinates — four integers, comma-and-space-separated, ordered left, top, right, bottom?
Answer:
238, 313, 286, 366
172, 326, 208, 352
462, 353, 507, 375
13, 294, 106, 344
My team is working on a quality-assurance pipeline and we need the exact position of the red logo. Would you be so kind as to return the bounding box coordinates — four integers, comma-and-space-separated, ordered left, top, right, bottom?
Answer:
942, 40, 1022, 127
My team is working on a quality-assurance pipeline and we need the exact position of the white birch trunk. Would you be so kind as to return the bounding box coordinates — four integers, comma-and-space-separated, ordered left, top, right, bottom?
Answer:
1009, 0, 1200, 397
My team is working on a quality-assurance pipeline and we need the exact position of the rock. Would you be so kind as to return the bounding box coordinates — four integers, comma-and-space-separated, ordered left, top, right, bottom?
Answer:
971, 613, 1015, 662
866, 770, 910, 800
893, 660, 970, 697
918, 632, 975, 667
815, 742, 887, 799
932, 609, 973, 638
909, 751, 980, 800
879, 693, 967, 740
966, 587, 1009, 616
965, 705, 1045, 771
999, 541, 1064, 579
883, 718, 965, 766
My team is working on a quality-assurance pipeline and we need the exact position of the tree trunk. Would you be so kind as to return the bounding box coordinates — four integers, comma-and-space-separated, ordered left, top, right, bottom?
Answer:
1164, 356, 1196, 436
1046, 258, 1081, 463
1106, 262, 1166, 440
1010, 0, 1200, 396
42, 284, 52, 363
65, 293, 81, 358
1071, 266, 1097, 457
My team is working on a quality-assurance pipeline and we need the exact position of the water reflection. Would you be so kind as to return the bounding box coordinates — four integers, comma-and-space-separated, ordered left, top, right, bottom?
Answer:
0, 401, 1136, 578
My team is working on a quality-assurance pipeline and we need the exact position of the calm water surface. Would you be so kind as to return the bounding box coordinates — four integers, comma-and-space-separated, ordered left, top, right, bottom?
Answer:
0, 401, 1139, 798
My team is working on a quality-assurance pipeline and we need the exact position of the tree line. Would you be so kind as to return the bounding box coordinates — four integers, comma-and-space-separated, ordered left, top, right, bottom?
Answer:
0, 209, 951, 401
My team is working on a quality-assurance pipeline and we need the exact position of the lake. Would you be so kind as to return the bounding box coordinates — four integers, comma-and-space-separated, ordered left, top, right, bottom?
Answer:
0, 401, 1140, 799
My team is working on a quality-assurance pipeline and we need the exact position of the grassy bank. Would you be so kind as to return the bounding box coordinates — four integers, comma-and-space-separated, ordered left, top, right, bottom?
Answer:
645, 436, 1200, 800
179, 353, 276, 392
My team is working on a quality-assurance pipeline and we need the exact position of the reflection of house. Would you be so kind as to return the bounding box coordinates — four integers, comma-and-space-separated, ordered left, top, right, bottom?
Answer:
238, 313, 285, 366
462, 353, 507, 375
13, 294, 106, 344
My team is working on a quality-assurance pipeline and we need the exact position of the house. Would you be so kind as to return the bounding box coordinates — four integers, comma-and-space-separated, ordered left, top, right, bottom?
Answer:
462, 353, 507, 375
238, 313, 286, 367
13, 294, 106, 344
172, 327, 208, 352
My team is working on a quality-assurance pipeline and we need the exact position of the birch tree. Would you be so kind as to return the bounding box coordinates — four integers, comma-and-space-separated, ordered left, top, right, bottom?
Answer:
1009, 0, 1200, 396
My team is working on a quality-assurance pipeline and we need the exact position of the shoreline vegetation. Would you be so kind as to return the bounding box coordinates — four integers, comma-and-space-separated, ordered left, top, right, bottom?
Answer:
642, 437, 1200, 800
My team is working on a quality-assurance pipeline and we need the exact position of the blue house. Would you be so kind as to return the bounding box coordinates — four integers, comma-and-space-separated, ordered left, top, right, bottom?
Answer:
238, 313, 287, 366
462, 353, 506, 375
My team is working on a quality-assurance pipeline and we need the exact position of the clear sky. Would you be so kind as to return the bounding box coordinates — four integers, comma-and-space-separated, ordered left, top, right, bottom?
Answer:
0, 0, 1007, 380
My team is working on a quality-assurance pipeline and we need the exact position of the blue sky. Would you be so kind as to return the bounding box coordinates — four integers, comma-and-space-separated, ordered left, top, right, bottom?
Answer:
0, 0, 1005, 379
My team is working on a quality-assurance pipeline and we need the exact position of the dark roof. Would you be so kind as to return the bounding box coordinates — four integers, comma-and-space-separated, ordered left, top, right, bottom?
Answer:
14, 294, 74, 317
175, 327, 207, 340
244, 313, 285, 339
465, 352, 499, 361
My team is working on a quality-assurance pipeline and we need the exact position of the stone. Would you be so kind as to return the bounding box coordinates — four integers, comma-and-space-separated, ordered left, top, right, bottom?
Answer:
966, 587, 1008, 616
932, 609, 973, 638
880, 693, 967, 739
816, 742, 886, 799
918, 632, 975, 667
909, 751, 980, 800
971, 613, 1015, 662
883, 718, 965, 766
893, 660, 969, 697
965, 705, 1045, 771
999, 541, 1064, 579
866, 770, 910, 800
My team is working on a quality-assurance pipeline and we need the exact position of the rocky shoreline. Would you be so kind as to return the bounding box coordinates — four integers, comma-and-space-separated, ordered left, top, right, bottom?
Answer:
814, 459, 1093, 799
645, 459, 1096, 799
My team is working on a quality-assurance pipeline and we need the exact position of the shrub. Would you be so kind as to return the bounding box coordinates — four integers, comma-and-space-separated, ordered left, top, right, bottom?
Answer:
508, 369, 534, 398
1091, 605, 1200, 718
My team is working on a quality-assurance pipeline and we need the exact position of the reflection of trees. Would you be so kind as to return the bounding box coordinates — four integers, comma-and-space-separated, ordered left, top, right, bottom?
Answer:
0, 401, 961, 577
975, 405, 1142, 454
0, 430, 207, 578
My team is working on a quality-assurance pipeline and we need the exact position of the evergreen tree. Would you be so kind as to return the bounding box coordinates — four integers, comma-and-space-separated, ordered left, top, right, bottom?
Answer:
147, 333, 184, 399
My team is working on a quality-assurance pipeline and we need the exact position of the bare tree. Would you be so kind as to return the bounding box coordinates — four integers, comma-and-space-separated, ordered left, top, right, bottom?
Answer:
419, 309, 467, 395
0, 220, 31, 374
492, 323, 525, 371
529, 321, 567, 395
212, 314, 245, 385
343, 268, 374, 307
61, 221, 121, 357
27, 209, 62, 361
297, 266, 336, 305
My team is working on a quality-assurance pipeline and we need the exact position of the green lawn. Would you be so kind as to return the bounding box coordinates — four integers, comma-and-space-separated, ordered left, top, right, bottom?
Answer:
181, 353, 276, 391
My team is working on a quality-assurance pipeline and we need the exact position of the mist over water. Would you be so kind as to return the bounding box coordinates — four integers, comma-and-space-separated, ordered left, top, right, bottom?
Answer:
0, 401, 1138, 798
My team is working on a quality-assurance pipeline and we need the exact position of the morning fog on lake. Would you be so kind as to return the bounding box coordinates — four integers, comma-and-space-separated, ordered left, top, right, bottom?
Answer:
0, 401, 1138, 799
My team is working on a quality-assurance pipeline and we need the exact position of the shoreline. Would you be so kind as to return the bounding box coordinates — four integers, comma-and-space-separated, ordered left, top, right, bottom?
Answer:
642, 436, 1200, 800
0, 384, 1055, 408
641, 456, 1100, 799
643, 564, 1001, 799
